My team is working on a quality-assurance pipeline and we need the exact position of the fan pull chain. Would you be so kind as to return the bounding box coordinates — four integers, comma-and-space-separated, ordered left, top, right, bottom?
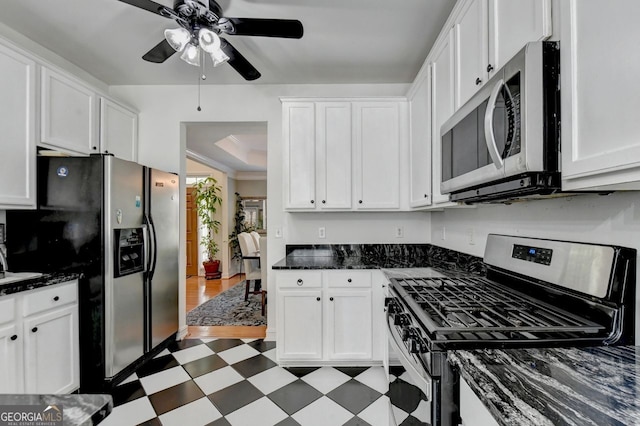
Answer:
197, 53, 205, 111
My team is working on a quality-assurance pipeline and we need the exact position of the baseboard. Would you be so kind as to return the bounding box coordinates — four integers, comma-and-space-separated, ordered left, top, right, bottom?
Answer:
177, 326, 189, 340
265, 326, 276, 342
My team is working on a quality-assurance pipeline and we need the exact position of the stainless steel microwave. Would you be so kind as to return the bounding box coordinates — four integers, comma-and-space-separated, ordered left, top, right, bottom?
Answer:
440, 41, 560, 203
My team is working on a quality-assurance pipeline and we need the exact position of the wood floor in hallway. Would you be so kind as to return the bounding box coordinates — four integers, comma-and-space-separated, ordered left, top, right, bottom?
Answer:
185, 274, 267, 339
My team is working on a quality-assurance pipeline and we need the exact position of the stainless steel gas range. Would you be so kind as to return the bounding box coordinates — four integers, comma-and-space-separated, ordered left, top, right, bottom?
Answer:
385, 234, 636, 426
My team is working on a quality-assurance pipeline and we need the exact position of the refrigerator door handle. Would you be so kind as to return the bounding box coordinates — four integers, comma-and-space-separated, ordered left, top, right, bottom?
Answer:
148, 215, 159, 280
142, 224, 150, 273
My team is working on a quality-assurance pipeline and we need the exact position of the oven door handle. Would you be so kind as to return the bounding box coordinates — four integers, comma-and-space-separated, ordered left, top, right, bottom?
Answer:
484, 78, 505, 170
387, 320, 432, 400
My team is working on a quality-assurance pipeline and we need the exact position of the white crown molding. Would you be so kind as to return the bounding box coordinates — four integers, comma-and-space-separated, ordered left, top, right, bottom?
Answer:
185, 149, 237, 178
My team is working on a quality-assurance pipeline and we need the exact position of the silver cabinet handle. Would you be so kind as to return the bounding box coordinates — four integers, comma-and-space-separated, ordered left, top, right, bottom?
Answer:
297, 279, 303, 286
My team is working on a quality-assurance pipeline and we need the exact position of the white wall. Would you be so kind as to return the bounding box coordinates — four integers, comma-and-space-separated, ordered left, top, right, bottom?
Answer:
236, 180, 267, 198
431, 191, 640, 341
110, 83, 429, 339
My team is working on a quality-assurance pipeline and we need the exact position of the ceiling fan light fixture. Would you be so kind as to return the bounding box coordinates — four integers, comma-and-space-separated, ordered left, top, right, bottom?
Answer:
198, 28, 221, 53
164, 28, 191, 52
180, 43, 201, 66
210, 49, 230, 67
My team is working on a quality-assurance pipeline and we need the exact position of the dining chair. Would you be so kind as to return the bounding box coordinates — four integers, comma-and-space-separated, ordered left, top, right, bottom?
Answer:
238, 232, 263, 303
250, 231, 261, 251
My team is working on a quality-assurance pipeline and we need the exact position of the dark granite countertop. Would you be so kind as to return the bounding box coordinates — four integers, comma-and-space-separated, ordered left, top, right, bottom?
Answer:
0, 394, 112, 425
272, 244, 486, 276
0, 272, 81, 297
449, 346, 640, 426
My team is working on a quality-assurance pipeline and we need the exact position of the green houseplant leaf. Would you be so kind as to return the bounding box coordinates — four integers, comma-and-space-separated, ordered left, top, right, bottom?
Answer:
192, 176, 223, 261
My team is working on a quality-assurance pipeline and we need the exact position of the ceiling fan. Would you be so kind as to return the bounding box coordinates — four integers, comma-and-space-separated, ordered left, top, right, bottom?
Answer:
116, 0, 304, 81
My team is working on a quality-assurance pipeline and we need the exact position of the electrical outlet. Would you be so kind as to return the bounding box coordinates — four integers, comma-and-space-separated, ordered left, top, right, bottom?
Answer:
467, 228, 475, 245
395, 226, 404, 238
440, 226, 446, 241
275, 228, 282, 238
318, 227, 326, 239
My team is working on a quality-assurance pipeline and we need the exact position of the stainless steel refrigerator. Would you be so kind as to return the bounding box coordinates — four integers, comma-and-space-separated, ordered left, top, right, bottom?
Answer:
6, 154, 179, 391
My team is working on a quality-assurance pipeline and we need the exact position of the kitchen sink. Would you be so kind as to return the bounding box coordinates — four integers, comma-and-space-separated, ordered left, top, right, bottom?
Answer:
0, 272, 43, 286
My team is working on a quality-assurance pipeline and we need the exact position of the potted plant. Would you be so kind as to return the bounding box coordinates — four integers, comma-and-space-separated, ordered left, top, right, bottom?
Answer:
192, 176, 223, 279
229, 192, 255, 261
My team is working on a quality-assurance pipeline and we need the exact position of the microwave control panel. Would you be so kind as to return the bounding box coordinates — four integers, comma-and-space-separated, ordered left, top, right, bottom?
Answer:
512, 244, 553, 265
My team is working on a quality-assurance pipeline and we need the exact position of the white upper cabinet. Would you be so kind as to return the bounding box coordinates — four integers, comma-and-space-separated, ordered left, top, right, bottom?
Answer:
40, 67, 98, 155
455, 0, 489, 109
353, 101, 402, 210
454, 0, 551, 109
316, 102, 352, 209
488, 0, 551, 73
430, 29, 455, 205
0, 41, 36, 209
560, 0, 640, 190
283, 102, 316, 209
408, 65, 433, 208
283, 98, 406, 211
100, 97, 138, 162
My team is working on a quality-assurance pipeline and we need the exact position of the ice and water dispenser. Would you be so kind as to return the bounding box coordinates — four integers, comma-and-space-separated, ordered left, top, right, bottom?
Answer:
114, 228, 145, 278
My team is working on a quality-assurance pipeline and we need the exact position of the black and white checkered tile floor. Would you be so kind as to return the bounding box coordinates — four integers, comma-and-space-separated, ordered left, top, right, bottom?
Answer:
101, 338, 418, 426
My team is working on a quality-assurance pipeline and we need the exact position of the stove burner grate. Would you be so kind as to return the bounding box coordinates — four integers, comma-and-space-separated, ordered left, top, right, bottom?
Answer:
394, 276, 605, 339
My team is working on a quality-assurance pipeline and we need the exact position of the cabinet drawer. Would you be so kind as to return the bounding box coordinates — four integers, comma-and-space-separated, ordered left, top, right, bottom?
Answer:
23, 281, 78, 317
277, 271, 322, 288
326, 270, 371, 288
0, 297, 16, 324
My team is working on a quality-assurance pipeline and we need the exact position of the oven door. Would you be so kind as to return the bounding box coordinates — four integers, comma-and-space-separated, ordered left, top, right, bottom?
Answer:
386, 309, 432, 425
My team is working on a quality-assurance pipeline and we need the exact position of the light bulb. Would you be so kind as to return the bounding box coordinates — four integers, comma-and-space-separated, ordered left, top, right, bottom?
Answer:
164, 28, 191, 52
198, 28, 221, 54
210, 49, 230, 67
180, 43, 201, 66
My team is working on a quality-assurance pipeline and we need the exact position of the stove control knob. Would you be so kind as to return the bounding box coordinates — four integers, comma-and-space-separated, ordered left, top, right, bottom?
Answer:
409, 337, 427, 354
394, 313, 411, 326
402, 327, 413, 341
385, 298, 399, 314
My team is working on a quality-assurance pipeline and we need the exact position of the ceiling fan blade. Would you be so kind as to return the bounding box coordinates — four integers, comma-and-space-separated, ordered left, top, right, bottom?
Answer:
220, 39, 261, 81
221, 18, 303, 39
115, 0, 168, 16
142, 39, 177, 63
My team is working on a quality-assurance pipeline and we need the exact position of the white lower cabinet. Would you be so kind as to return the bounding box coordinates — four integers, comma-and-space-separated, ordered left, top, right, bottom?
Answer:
325, 289, 372, 361
277, 270, 379, 364
0, 280, 79, 394
278, 289, 323, 360
459, 377, 499, 426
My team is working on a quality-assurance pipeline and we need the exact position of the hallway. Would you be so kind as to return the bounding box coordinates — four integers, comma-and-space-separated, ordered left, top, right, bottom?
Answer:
186, 274, 267, 339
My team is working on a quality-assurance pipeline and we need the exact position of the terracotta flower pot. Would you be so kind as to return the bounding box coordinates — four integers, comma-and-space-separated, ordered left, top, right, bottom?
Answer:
203, 259, 221, 280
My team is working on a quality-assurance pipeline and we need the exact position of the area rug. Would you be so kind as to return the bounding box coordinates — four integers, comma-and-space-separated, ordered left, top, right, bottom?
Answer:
186, 282, 265, 326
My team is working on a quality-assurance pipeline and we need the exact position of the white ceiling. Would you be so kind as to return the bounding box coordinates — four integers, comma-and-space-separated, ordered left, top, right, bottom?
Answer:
0, 0, 454, 174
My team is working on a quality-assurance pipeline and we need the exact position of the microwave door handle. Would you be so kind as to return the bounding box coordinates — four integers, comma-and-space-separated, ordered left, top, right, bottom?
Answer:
484, 79, 505, 169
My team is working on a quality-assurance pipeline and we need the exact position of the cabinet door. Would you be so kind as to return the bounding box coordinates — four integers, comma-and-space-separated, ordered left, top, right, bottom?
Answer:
0, 322, 22, 393
316, 102, 352, 209
326, 290, 372, 360
277, 290, 323, 360
283, 102, 317, 209
409, 67, 433, 208
561, 0, 640, 190
41, 67, 98, 155
431, 30, 455, 204
0, 42, 36, 209
488, 0, 551, 74
100, 97, 138, 162
455, 0, 489, 109
353, 102, 401, 209
23, 305, 80, 394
